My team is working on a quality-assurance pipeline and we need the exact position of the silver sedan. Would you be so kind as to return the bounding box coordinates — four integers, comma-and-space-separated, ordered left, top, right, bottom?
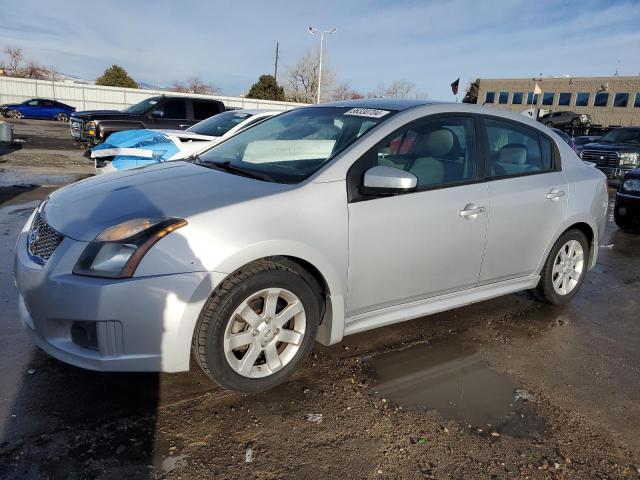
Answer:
14, 100, 608, 392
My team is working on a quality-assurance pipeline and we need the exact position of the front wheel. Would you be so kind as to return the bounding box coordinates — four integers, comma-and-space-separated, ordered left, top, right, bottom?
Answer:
7, 109, 22, 119
534, 230, 589, 304
193, 261, 320, 393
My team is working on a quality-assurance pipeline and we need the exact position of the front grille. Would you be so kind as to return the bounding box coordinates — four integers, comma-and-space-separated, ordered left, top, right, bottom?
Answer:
581, 150, 619, 168
70, 118, 83, 136
28, 211, 64, 263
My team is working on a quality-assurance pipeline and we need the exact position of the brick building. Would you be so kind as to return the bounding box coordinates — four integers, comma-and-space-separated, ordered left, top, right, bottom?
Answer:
476, 76, 640, 127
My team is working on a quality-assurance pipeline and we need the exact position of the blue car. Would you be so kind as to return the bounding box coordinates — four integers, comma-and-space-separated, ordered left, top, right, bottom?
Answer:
0, 98, 76, 122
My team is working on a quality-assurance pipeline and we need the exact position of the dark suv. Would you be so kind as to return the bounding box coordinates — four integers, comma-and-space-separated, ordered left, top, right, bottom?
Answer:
70, 96, 225, 143
540, 111, 591, 128
614, 168, 640, 230
580, 127, 640, 184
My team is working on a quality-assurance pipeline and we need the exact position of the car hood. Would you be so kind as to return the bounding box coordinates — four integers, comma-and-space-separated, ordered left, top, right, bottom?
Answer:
582, 142, 640, 153
71, 110, 136, 119
43, 161, 292, 241
0, 103, 20, 109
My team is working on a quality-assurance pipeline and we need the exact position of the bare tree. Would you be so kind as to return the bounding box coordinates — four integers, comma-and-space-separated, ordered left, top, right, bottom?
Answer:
1, 46, 56, 80
172, 77, 220, 95
329, 81, 364, 101
284, 48, 335, 103
366, 79, 425, 99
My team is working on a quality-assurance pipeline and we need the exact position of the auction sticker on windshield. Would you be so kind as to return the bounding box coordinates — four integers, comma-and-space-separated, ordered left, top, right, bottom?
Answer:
344, 108, 390, 118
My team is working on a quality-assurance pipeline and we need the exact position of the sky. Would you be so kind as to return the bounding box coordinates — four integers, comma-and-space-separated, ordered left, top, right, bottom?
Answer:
1, 0, 639, 100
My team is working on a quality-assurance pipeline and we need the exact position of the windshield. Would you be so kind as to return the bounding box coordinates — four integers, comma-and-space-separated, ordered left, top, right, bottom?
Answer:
598, 129, 640, 145
196, 106, 395, 183
125, 98, 159, 114
188, 111, 254, 136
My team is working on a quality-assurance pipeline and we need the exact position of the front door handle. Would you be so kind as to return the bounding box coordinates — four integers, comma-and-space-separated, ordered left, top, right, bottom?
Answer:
546, 189, 566, 201
459, 203, 486, 220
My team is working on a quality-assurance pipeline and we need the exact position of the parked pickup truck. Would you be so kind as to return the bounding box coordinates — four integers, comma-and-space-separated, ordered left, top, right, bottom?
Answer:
70, 95, 225, 143
539, 110, 591, 128
580, 127, 640, 184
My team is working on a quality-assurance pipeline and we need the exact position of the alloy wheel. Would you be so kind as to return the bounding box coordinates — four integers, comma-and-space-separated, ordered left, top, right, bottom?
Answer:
551, 239, 584, 295
223, 288, 306, 378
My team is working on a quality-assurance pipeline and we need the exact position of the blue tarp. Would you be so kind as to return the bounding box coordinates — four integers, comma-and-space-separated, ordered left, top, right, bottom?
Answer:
91, 129, 181, 171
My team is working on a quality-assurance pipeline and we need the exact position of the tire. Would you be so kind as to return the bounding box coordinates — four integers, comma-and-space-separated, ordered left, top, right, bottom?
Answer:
534, 229, 589, 305
8, 109, 22, 119
56, 113, 69, 122
193, 260, 320, 393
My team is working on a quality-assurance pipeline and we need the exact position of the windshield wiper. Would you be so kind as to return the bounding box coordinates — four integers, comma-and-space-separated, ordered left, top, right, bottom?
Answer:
198, 159, 274, 182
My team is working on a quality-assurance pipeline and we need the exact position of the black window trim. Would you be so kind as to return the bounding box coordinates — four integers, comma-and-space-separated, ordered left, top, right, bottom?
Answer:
346, 113, 486, 203
153, 98, 189, 120
478, 114, 562, 182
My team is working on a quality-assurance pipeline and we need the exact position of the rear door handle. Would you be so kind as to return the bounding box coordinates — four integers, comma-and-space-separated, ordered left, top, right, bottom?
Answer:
459, 203, 486, 219
546, 189, 566, 201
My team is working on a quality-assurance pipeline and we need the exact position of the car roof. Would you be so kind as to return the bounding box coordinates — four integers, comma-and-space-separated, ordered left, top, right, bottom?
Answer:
316, 98, 437, 111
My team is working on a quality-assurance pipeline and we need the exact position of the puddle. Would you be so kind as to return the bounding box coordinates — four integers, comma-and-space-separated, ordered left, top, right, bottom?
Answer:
371, 340, 546, 437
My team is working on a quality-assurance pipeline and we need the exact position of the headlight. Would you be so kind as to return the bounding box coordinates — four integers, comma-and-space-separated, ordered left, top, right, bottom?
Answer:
622, 178, 640, 192
73, 218, 187, 278
619, 152, 639, 166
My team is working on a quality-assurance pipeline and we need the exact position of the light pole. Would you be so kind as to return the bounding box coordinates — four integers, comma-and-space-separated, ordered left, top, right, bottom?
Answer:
308, 26, 336, 104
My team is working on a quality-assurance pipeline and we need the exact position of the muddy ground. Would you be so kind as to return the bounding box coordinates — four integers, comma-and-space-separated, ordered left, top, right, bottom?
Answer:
0, 119, 639, 479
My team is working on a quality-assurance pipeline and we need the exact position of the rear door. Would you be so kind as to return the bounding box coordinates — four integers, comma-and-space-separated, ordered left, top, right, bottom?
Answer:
41, 100, 57, 119
347, 115, 489, 317
478, 117, 568, 284
193, 101, 223, 122
148, 99, 190, 129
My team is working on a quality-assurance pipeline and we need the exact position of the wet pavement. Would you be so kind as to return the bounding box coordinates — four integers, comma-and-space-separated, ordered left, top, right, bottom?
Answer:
1, 119, 639, 479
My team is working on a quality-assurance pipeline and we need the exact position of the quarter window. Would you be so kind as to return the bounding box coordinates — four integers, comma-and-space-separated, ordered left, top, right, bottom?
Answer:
498, 92, 509, 104
558, 93, 571, 106
542, 93, 555, 105
613, 93, 629, 107
484, 119, 554, 177
362, 116, 477, 190
512, 92, 523, 104
576, 92, 589, 106
594, 92, 609, 107
485, 92, 495, 104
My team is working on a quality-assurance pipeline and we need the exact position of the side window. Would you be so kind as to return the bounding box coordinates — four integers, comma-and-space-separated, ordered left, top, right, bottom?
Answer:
193, 101, 221, 120
27, 100, 39, 106
484, 119, 554, 177
43, 100, 55, 106
159, 100, 187, 119
368, 117, 477, 189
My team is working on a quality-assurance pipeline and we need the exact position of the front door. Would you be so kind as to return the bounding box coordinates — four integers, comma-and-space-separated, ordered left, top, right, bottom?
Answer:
478, 117, 568, 284
346, 115, 489, 317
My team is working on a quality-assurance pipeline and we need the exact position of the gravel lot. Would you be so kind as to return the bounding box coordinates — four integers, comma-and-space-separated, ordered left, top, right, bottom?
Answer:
1, 119, 639, 479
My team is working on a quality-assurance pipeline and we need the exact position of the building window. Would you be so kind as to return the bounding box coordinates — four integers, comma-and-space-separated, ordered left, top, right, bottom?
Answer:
498, 92, 509, 104
512, 92, 523, 104
558, 93, 571, 106
485, 92, 495, 104
542, 92, 555, 105
594, 92, 609, 107
526, 92, 539, 105
635, 93, 640, 107
613, 93, 629, 107
575, 92, 590, 106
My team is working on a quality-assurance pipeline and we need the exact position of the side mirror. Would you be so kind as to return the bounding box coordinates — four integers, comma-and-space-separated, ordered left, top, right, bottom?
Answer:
363, 165, 417, 194
150, 110, 164, 118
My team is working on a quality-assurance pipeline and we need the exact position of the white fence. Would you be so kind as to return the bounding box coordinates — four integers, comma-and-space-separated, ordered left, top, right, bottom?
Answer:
0, 76, 307, 112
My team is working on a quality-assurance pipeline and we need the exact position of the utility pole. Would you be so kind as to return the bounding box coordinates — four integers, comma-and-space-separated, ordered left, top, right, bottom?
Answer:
308, 26, 336, 104
274, 42, 279, 81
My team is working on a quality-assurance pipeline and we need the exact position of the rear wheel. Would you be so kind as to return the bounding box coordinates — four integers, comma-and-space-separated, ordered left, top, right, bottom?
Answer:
193, 261, 320, 393
56, 112, 69, 122
534, 230, 589, 304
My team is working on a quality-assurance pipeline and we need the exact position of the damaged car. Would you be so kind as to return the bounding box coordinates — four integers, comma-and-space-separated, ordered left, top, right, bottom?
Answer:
91, 109, 278, 173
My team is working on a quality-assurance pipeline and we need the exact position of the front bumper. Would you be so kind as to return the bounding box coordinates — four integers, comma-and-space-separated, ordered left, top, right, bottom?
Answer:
14, 227, 215, 372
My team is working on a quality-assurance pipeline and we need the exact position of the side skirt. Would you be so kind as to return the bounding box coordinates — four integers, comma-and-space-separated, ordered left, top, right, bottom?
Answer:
343, 275, 540, 336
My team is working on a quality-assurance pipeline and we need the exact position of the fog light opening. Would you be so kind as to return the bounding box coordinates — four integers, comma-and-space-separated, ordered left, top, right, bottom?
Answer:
617, 207, 627, 216
71, 321, 98, 351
